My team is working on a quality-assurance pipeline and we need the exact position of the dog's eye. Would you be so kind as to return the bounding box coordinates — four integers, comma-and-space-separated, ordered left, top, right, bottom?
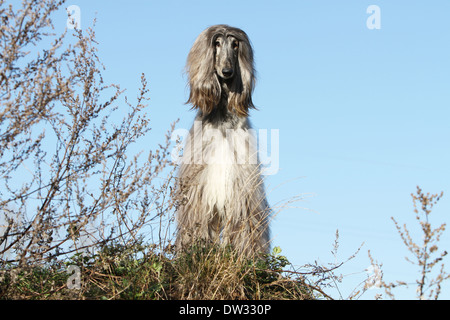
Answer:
232, 41, 239, 49
215, 40, 221, 47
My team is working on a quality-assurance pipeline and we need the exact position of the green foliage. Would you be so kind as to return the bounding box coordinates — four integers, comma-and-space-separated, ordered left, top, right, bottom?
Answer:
0, 262, 74, 299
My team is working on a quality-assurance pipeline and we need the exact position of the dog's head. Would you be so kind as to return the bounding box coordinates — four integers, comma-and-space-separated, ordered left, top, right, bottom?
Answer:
185, 24, 256, 117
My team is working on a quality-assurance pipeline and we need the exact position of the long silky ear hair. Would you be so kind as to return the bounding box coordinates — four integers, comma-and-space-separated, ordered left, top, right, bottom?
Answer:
185, 25, 256, 116
228, 27, 256, 117
185, 27, 221, 115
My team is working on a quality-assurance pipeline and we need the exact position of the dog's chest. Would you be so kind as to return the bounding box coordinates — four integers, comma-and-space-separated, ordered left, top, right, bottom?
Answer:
201, 125, 256, 211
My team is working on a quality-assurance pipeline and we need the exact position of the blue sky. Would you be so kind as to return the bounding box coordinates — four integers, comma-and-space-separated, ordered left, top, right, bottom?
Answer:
46, 0, 450, 299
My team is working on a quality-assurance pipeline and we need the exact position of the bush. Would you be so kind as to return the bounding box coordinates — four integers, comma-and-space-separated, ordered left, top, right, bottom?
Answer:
1, 239, 319, 300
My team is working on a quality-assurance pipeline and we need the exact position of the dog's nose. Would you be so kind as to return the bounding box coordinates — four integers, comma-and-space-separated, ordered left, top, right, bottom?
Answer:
222, 68, 234, 78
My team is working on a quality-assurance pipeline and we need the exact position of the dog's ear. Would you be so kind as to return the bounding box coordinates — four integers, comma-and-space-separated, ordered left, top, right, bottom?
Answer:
227, 32, 256, 117
185, 29, 221, 114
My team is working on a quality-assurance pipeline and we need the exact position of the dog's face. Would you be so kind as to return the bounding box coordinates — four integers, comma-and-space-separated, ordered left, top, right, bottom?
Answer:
213, 35, 239, 80
186, 25, 256, 116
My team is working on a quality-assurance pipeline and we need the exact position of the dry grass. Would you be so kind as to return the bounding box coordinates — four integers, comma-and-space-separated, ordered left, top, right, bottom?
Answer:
0, 240, 320, 300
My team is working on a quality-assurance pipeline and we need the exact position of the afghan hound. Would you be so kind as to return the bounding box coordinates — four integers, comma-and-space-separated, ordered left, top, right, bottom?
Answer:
175, 25, 271, 257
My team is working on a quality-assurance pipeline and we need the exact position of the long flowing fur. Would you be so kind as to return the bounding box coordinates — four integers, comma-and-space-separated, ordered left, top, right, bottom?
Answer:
176, 25, 270, 256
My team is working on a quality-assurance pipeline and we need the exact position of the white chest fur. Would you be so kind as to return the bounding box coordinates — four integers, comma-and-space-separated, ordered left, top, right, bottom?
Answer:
182, 119, 258, 214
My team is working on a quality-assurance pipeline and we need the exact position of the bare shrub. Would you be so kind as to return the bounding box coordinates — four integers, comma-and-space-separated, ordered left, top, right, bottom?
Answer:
0, 0, 176, 277
370, 186, 449, 299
